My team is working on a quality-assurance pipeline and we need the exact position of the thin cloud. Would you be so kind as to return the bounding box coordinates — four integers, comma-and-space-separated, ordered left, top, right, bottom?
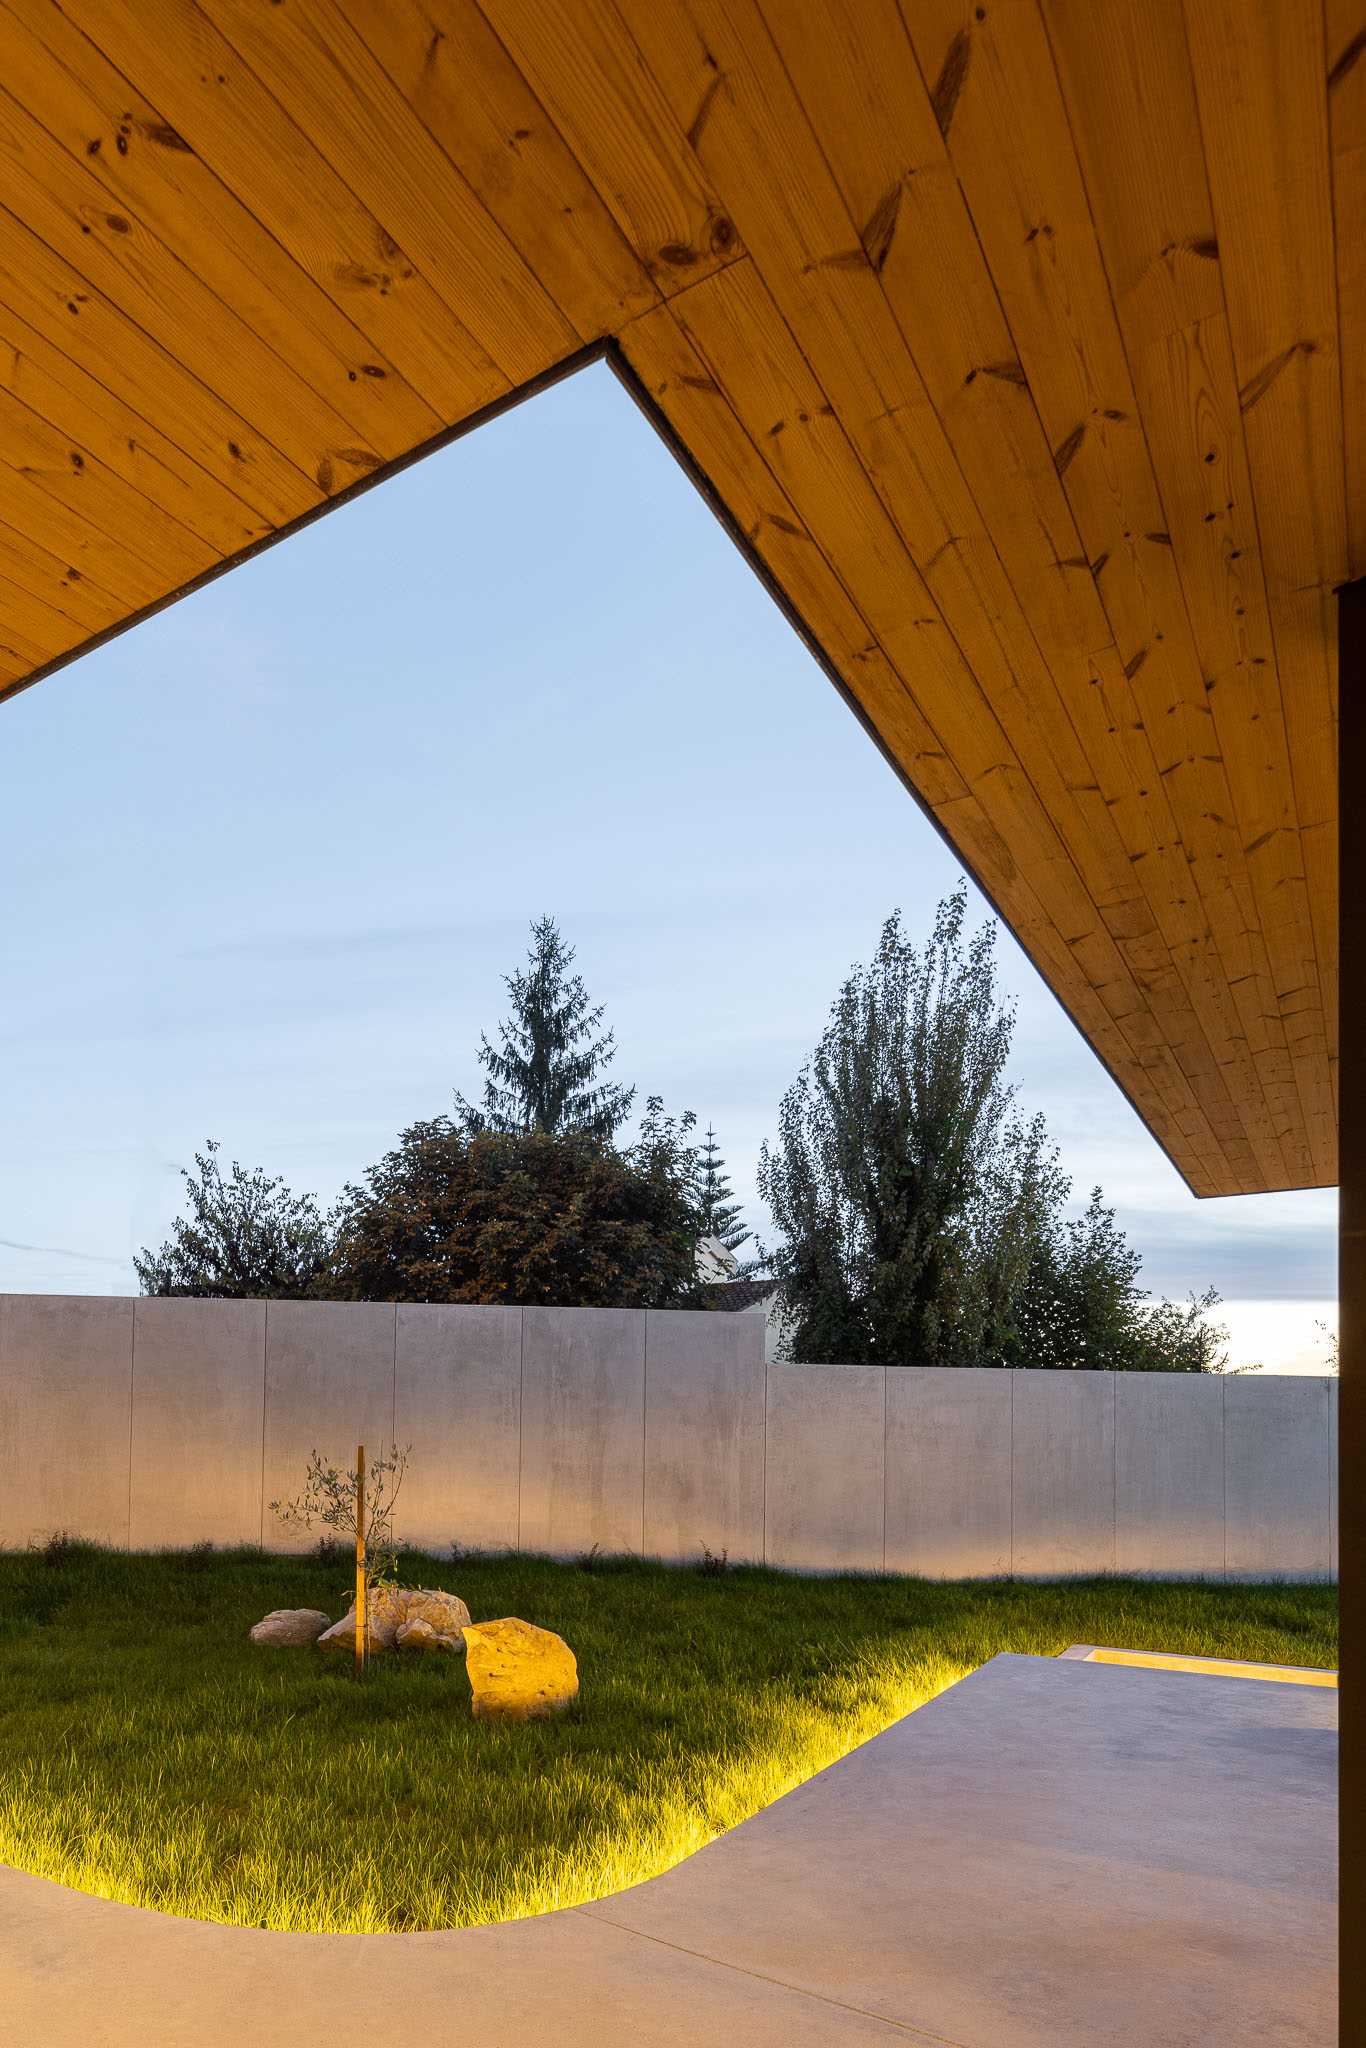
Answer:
0, 1235, 129, 1267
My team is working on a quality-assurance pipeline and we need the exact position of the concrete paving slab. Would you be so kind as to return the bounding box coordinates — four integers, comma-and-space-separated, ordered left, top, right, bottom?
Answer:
0, 1654, 1335, 2048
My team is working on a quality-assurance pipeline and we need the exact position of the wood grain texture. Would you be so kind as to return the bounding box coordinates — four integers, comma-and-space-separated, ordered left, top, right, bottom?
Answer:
0, 0, 1341, 1195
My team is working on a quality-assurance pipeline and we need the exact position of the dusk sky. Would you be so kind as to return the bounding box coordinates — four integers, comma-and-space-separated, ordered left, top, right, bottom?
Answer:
1, 361, 1336, 1371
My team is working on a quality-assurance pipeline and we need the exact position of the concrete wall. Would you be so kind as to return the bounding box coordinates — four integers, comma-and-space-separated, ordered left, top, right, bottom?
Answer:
0, 1296, 1339, 1580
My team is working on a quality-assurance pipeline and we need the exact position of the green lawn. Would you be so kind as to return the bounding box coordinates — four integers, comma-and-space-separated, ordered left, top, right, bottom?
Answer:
0, 1541, 1337, 1933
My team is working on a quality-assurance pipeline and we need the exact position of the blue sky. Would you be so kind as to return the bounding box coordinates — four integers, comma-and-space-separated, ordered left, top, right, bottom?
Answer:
0, 362, 1336, 1368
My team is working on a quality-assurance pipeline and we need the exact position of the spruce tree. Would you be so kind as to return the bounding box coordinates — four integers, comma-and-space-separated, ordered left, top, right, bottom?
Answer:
695, 1125, 751, 1252
457, 915, 635, 1142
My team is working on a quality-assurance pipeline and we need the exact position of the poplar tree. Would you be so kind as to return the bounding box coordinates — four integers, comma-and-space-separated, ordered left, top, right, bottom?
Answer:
757, 886, 1227, 1370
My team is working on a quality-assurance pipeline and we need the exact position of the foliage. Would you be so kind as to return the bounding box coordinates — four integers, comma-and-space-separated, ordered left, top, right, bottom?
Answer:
322, 1102, 701, 1308
758, 888, 1228, 1371
457, 914, 634, 1142
134, 1140, 332, 1299
757, 889, 1018, 1366
695, 1124, 751, 1253
998, 1189, 1229, 1373
269, 1444, 410, 1597
0, 1544, 1335, 1932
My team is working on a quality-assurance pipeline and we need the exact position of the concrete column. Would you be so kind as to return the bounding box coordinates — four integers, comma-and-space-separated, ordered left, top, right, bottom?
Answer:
1337, 569, 1362, 2043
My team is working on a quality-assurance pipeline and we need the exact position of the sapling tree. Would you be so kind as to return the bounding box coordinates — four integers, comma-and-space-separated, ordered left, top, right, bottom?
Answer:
270, 1443, 411, 1669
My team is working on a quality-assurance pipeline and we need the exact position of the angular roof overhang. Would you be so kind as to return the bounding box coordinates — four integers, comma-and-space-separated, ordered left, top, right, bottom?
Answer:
0, 0, 1353, 1195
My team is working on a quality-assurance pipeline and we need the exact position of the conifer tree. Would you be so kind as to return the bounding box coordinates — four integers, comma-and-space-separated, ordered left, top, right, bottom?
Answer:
695, 1124, 751, 1252
457, 915, 634, 1143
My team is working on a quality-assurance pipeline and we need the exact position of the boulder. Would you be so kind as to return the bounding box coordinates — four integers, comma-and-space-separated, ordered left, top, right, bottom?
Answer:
317, 1585, 470, 1656
463, 1617, 578, 1721
249, 1608, 331, 1648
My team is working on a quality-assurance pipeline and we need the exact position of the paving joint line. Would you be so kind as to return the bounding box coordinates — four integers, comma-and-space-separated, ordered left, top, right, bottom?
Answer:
577, 1906, 978, 2047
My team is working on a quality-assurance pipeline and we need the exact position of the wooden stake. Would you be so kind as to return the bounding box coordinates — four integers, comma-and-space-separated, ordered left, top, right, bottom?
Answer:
355, 1443, 366, 1678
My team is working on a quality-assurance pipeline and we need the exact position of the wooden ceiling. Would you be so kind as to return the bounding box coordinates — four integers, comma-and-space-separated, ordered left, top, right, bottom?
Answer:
0, 1, 1354, 1196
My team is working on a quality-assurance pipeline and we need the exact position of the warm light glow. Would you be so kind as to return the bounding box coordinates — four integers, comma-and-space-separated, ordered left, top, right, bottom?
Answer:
1065, 1645, 1336, 1687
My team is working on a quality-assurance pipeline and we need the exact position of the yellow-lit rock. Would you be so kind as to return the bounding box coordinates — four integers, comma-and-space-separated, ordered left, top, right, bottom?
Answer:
463, 1617, 579, 1721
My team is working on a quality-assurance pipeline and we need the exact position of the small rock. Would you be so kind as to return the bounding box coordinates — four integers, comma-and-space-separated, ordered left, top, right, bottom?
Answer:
317, 1585, 470, 1656
463, 1617, 578, 1721
396, 1616, 459, 1653
317, 1584, 404, 1655
249, 1608, 331, 1648
396, 1587, 470, 1650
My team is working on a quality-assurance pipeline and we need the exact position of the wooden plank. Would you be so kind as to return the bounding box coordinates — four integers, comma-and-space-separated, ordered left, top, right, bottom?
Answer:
620, 272, 1242, 1190
478, 0, 744, 292
0, 378, 214, 590
1042, 0, 1332, 1186
0, 282, 265, 560
1183, 0, 1343, 1160
885, 0, 1304, 1185
0, 432, 206, 610
0, 75, 383, 495
0, 562, 106, 653
0, 514, 126, 633
1328, 0, 1366, 573
0, 206, 314, 534
0, 606, 65, 672
67, 0, 511, 428
195, 0, 578, 383
611, 0, 1247, 1189
885, 0, 1315, 1179
0, 0, 446, 467
341, 0, 658, 336
619, 295, 1222, 1184
762, 0, 1298, 1189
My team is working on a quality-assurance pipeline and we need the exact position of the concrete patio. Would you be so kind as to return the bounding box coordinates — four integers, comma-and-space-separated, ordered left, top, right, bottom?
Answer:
0, 1651, 1336, 2047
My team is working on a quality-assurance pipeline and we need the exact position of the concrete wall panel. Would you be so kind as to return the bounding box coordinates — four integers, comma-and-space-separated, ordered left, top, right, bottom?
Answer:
884, 1368, 1011, 1578
0, 1294, 133, 1547
395, 1304, 521, 1554
0, 1295, 1342, 1579
519, 1307, 645, 1557
1115, 1373, 1224, 1578
1012, 1371, 1115, 1577
765, 1363, 884, 1572
643, 1310, 765, 1565
262, 1301, 396, 1554
1225, 1375, 1331, 1582
129, 1298, 266, 1548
